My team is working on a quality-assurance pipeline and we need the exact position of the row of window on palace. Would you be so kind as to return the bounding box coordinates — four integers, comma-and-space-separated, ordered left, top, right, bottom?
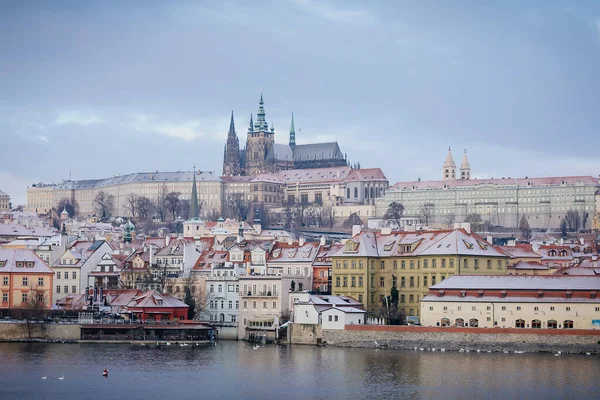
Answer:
0, 292, 44, 303
437, 317, 577, 329
1, 277, 46, 287
55, 271, 77, 280
432, 305, 600, 312
209, 284, 240, 293
335, 274, 445, 289
335, 259, 504, 270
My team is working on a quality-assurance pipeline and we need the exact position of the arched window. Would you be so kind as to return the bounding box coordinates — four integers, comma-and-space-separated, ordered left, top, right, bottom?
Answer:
440, 318, 450, 327
547, 320, 557, 329
365, 188, 368, 198
531, 319, 541, 329
469, 318, 479, 327
455, 318, 464, 327
370, 187, 374, 198
515, 319, 525, 328
354, 187, 358, 198
563, 320, 574, 329
220, 313, 225, 322
346, 188, 351, 198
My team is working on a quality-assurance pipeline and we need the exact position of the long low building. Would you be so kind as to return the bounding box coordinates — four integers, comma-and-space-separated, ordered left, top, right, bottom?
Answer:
421, 275, 600, 329
377, 175, 600, 230
26, 170, 223, 218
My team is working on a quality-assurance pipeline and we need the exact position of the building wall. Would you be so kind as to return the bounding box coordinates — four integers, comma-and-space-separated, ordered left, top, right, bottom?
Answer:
332, 255, 508, 317
321, 308, 364, 329
0, 193, 10, 212
26, 174, 223, 219
1, 272, 53, 309
377, 180, 599, 229
421, 300, 600, 329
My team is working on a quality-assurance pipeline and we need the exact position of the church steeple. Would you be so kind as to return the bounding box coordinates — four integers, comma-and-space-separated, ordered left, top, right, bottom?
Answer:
228, 110, 235, 136
460, 149, 471, 180
248, 113, 254, 133
190, 167, 200, 220
223, 111, 241, 176
443, 146, 457, 181
254, 92, 269, 132
289, 112, 296, 150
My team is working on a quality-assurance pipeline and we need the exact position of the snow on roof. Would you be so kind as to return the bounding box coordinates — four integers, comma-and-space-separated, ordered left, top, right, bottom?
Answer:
0, 249, 54, 274
390, 175, 600, 191
431, 275, 600, 290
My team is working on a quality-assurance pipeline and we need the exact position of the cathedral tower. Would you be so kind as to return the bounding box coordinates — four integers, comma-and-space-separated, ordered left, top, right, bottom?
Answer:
443, 147, 456, 181
223, 111, 241, 176
460, 149, 471, 180
289, 112, 296, 150
245, 93, 275, 175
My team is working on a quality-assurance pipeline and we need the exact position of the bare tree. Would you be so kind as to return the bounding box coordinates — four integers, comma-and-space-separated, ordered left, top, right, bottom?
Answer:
519, 214, 531, 241
565, 210, 580, 232
343, 212, 363, 228
444, 213, 456, 228
224, 192, 250, 221
464, 213, 483, 232
383, 202, 404, 228
178, 199, 191, 220
93, 191, 115, 221
168, 276, 208, 320
124, 194, 138, 218
19, 287, 48, 339
136, 196, 153, 219
419, 204, 434, 225
322, 205, 335, 228
165, 191, 181, 221
152, 184, 169, 222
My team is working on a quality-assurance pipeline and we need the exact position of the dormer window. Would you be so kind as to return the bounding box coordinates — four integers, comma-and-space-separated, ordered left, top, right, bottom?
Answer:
565, 291, 572, 299
537, 291, 544, 298
156, 299, 163, 306
460, 290, 467, 297
16, 262, 24, 268
26, 262, 34, 268
477, 290, 484, 297
549, 250, 556, 257
437, 290, 445, 297
500, 290, 507, 298
0, 261, 5, 267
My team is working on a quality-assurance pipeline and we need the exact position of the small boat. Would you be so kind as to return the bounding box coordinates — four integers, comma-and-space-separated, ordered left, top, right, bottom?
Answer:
102, 369, 108, 377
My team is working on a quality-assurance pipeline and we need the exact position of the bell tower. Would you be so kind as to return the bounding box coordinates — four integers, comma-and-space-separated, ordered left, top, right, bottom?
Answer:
443, 147, 456, 181
245, 92, 275, 175
460, 149, 471, 180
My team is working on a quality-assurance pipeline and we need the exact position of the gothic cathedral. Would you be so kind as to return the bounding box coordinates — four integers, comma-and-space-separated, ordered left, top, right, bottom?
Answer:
222, 93, 347, 176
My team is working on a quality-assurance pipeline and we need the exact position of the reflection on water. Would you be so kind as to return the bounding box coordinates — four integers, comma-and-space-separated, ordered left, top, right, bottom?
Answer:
0, 342, 598, 400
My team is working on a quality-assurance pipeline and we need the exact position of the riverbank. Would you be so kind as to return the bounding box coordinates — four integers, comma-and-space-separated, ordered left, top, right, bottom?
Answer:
291, 323, 600, 354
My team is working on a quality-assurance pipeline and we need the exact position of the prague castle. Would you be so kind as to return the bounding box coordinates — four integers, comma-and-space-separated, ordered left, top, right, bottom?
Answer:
223, 93, 347, 176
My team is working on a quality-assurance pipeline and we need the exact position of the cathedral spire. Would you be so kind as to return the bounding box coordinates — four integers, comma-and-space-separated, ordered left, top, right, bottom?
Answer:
228, 110, 236, 136
190, 166, 200, 220
248, 113, 254, 133
289, 112, 296, 149
254, 92, 269, 131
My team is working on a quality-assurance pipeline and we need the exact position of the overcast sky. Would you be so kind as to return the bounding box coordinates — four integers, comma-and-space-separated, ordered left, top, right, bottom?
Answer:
2, 0, 600, 205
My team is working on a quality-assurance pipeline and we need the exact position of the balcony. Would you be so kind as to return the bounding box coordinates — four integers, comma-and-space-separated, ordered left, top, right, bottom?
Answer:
239, 291, 277, 297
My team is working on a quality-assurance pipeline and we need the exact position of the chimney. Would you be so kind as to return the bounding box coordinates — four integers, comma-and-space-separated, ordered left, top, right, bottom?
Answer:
287, 237, 293, 246
579, 237, 585, 245
486, 235, 493, 245
381, 227, 392, 235
165, 235, 171, 246
149, 245, 154, 266
319, 236, 326, 246
453, 222, 461, 230
461, 222, 471, 234
352, 224, 362, 237
299, 236, 305, 246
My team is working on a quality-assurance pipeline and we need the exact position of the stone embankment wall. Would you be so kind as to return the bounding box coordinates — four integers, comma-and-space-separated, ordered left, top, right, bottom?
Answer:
0, 323, 80, 341
290, 323, 324, 345
292, 324, 600, 353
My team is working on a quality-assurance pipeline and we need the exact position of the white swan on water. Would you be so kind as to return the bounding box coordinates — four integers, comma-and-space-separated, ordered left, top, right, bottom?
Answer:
41, 376, 47, 380
58, 376, 64, 380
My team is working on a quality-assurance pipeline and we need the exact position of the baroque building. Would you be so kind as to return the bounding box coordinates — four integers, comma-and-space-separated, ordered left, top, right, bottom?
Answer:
222, 93, 347, 176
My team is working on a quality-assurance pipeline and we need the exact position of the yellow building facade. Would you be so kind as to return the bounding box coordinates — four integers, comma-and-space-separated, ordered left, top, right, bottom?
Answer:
331, 228, 509, 318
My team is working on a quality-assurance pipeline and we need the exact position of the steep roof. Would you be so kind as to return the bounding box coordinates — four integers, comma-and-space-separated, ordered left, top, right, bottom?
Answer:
0, 249, 54, 273
128, 290, 188, 309
431, 275, 600, 290
268, 242, 319, 263
390, 175, 600, 191
292, 142, 345, 162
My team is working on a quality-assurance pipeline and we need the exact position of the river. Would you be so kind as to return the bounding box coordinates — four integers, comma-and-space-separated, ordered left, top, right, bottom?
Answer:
0, 342, 598, 399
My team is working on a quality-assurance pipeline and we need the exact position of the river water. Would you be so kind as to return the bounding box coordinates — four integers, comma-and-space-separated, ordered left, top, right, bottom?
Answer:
0, 342, 598, 400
